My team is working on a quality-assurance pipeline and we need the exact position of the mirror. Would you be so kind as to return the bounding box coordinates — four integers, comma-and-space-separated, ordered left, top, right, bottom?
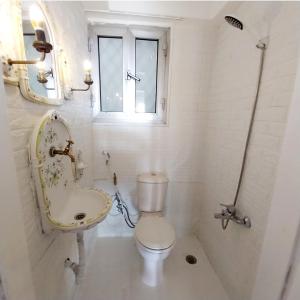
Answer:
22, 2, 57, 98
18, 0, 63, 105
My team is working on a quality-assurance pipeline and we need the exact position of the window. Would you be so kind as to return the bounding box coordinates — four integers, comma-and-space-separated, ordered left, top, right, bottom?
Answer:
135, 38, 158, 113
93, 26, 169, 124
98, 36, 123, 112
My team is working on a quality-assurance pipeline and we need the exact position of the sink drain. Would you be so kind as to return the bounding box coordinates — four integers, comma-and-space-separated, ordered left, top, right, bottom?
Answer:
186, 255, 197, 265
74, 213, 86, 221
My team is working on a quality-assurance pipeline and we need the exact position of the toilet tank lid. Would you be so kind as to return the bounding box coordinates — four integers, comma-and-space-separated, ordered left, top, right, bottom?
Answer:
137, 172, 168, 184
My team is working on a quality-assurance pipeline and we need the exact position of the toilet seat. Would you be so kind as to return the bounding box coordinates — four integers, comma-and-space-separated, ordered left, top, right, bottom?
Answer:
135, 216, 175, 251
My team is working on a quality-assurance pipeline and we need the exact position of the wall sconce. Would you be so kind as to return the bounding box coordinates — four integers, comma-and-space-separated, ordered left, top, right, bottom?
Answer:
7, 5, 52, 66
36, 61, 55, 90
36, 61, 53, 83
70, 60, 93, 92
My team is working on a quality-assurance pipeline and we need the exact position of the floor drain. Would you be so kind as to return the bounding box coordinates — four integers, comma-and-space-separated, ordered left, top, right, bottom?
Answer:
74, 213, 86, 221
186, 255, 197, 264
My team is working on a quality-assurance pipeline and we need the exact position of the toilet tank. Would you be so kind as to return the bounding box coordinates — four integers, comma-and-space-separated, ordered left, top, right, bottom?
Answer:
137, 173, 168, 212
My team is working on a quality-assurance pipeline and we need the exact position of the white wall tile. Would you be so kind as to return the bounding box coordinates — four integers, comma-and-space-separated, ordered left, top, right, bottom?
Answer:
196, 2, 300, 300
2, 2, 94, 300
92, 20, 215, 238
2, 2, 300, 300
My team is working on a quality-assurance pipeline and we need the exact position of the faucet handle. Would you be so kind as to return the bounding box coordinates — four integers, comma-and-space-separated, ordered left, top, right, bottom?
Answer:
66, 139, 74, 146
220, 203, 236, 214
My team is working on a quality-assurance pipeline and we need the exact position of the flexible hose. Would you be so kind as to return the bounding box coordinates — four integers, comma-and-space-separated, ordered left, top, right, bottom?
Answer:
233, 44, 266, 207
222, 218, 229, 230
114, 191, 136, 228
222, 43, 266, 230
104, 158, 136, 228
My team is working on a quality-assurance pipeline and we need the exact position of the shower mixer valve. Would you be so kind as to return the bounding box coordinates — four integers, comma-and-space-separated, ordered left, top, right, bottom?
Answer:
214, 203, 251, 229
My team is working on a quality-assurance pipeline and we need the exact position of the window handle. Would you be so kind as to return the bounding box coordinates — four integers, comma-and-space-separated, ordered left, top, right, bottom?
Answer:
126, 71, 141, 82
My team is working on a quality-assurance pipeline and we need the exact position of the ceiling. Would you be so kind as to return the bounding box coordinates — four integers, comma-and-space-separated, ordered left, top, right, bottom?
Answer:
82, 1, 227, 20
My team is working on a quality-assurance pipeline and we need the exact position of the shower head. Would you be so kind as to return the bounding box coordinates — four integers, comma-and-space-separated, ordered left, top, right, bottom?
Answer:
224, 14, 268, 49
225, 16, 243, 30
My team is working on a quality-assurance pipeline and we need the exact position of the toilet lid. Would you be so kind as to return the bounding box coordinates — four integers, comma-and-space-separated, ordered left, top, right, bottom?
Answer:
135, 216, 175, 250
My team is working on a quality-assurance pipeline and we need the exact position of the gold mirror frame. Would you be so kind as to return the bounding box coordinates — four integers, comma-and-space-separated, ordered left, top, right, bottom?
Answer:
2, 0, 64, 105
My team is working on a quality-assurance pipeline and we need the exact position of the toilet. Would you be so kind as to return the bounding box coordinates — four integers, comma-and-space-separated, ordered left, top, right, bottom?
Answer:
134, 172, 175, 287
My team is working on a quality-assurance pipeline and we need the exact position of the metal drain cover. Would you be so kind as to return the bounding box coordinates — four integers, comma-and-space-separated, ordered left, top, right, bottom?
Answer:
74, 213, 86, 221
186, 255, 197, 264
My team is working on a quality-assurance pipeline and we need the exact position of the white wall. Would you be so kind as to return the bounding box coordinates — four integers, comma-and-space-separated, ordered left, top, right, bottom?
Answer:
284, 228, 300, 300
196, 2, 300, 300
92, 19, 216, 238
2, 2, 300, 300
0, 62, 36, 300
1, 2, 94, 300
251, 29, 300, 300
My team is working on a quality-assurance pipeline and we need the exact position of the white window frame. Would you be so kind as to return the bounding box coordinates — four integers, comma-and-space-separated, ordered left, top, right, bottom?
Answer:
91, 25, 169, 125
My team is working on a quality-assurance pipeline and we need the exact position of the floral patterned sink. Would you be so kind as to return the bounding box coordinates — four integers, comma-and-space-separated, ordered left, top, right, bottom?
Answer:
29, 110, 112, 233
49, 187, 112, 232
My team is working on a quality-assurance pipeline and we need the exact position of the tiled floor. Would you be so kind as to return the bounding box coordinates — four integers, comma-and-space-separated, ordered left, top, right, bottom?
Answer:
74, 236, 229, 300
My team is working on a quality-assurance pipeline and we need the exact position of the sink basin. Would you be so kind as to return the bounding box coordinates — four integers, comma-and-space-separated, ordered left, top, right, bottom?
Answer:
48, 187, 112, 232
29, 110, 112, 233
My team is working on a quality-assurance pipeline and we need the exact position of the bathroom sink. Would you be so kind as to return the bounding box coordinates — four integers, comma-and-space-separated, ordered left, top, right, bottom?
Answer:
30, 110, 112, 233
47, 187, 112, 232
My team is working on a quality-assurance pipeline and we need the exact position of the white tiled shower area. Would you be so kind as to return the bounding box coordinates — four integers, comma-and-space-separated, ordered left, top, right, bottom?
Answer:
1, 1, 300, 300
74, 236, 229, 300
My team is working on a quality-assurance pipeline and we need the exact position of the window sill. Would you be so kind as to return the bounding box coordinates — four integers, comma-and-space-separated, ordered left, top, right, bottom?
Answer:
92, 114, 167, 127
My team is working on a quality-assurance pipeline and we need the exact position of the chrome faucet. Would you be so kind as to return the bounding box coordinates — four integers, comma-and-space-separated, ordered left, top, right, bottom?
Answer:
49, 140, 75, 162
214, 203, 251, 229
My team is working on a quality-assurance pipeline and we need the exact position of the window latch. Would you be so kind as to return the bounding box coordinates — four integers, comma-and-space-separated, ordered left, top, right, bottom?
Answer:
161, 98, 167, 111
126, 71, 141, 82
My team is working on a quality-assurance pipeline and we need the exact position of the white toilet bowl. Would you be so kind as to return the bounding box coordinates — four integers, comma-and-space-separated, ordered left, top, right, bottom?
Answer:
135, 215, 175, 287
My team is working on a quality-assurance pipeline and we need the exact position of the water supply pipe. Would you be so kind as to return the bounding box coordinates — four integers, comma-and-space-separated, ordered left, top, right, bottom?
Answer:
64, 231, 85, 284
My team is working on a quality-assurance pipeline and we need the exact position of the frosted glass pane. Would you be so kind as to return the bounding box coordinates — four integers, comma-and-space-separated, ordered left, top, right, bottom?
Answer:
135, 39, 158, 113
98, 37, 123, 112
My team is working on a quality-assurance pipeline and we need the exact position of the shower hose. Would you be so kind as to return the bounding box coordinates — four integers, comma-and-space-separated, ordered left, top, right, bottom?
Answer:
222, 42, 267, 230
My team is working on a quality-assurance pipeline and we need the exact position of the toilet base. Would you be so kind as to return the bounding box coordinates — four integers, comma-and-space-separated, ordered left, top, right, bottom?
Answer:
136, 241, 174, 287
142, 258, 163, 287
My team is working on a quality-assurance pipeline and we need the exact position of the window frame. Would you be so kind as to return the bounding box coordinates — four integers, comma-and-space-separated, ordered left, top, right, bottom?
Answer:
92, 25, 169, 124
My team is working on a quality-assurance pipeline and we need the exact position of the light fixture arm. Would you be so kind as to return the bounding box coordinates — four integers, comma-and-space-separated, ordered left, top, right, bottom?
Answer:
65, 60, 93, 97
70, 85, 92, 92
70, 71, 93, 92
8, 51, 46, 66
